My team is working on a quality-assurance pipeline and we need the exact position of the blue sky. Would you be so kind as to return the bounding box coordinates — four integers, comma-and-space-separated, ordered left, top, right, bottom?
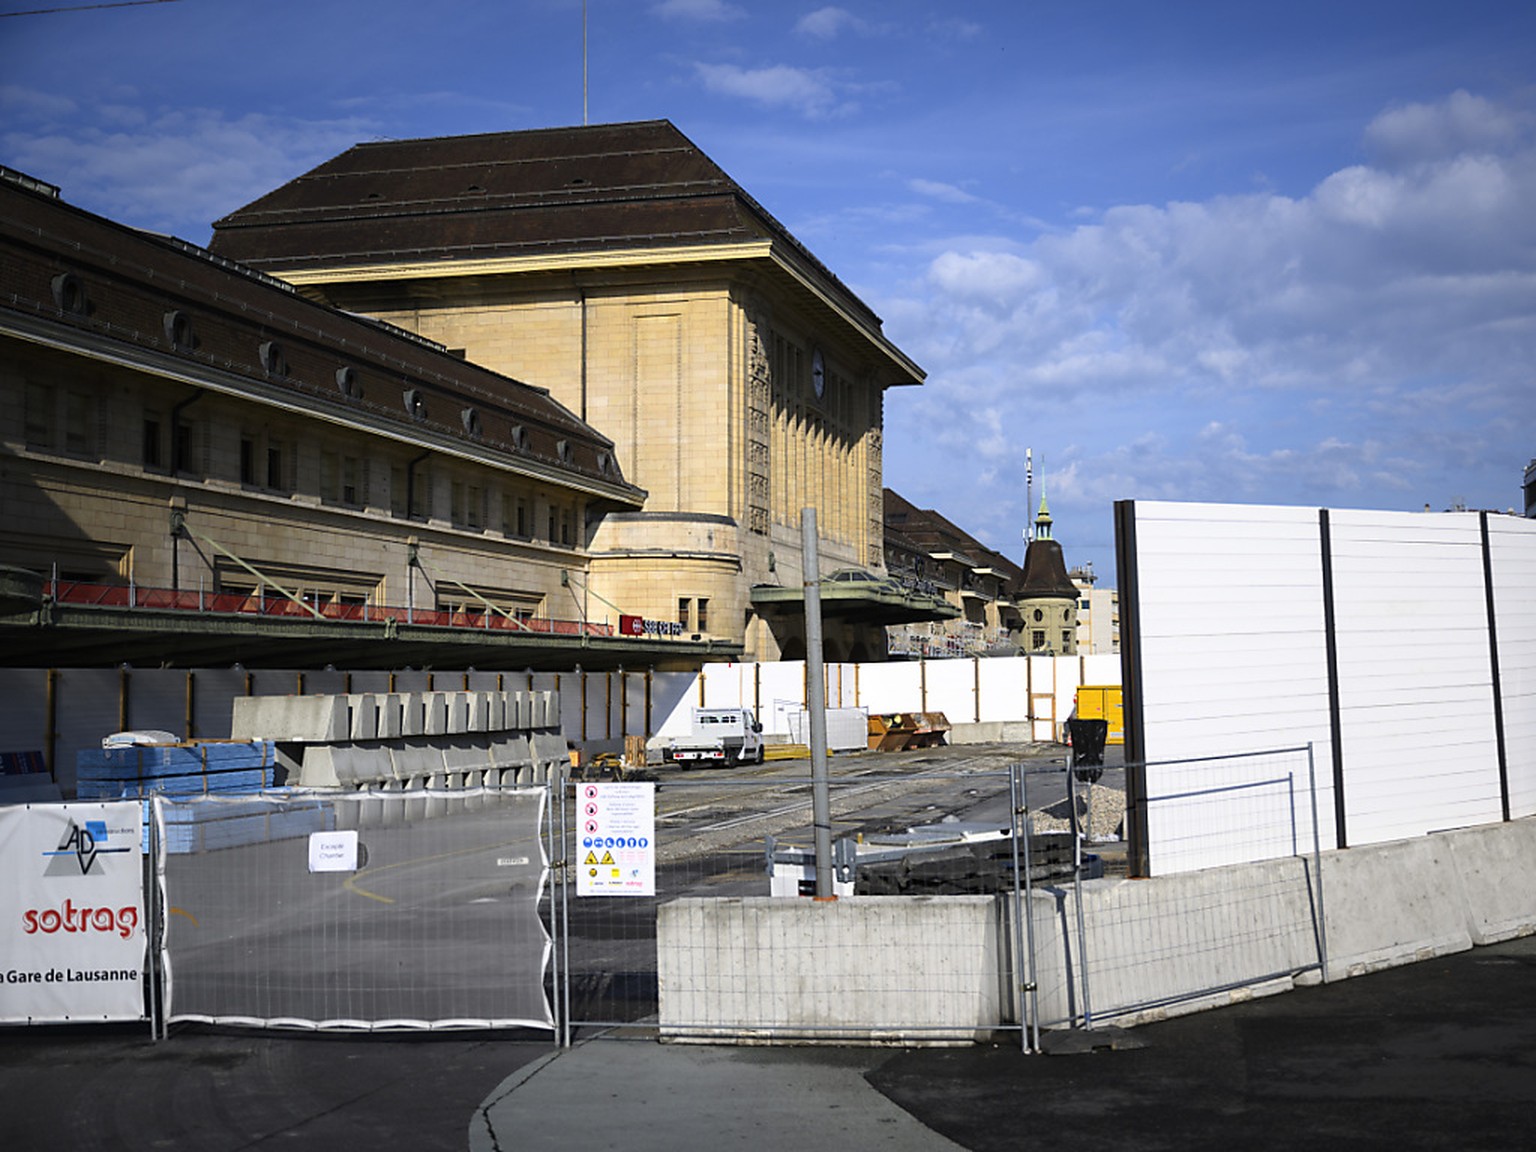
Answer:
4, 0, 1534, 582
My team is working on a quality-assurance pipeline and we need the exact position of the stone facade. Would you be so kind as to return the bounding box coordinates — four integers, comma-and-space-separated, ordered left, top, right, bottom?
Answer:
212, 123, 925, 661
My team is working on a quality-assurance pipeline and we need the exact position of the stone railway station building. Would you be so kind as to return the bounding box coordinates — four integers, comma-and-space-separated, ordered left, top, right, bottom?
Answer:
2, 122, 953, 669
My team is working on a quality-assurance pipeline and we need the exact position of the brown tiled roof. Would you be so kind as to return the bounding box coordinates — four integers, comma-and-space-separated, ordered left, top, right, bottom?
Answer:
208, 120, 884, 332
1016, 538, 1079, 601
883, 489, 1024, 583
1, 172, 640, 498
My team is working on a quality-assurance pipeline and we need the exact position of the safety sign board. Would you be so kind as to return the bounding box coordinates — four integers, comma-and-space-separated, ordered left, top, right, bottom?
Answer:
575, 782, 655, 897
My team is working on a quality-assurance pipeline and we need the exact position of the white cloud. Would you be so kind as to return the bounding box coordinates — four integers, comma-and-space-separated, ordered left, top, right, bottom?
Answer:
883, 92, 1536, 542
795, 7, 866, 40
652, 0, 743, 21
908, 177, 979, 204
692, 62, 846, 118
1364, 89, 1531, 167
1, 93, 372, 241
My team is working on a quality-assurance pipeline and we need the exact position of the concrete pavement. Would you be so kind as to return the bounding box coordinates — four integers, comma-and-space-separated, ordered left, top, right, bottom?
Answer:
2, 933, 1533, 1151
475, 932, 1536, 1152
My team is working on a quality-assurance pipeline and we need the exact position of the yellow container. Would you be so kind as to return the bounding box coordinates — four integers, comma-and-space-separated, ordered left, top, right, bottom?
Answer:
1075, 685, 1124, 745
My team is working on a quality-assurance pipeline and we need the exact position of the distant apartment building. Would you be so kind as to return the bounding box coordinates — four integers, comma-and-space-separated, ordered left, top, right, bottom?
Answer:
1071, 564, 1120, 655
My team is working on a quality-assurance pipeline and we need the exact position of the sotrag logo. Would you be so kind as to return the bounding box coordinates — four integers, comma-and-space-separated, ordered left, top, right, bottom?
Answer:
42, 819, 133, 877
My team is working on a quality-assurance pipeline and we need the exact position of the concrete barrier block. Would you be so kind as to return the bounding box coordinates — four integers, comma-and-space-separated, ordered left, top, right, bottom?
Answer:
486, 692, 507, 732
1319, 836, 1472, 979
326, 744, 391, 788
506, 692, 529, 730
489, 734, 532, 770
443, 735, 493, 773
347, 695, 379, 741
531, 730, 567, 768
658, 896, 1006, 1043
1443, 818, 1536, 944
423, 693, 450, 737
467, 692, 491, 734
401, 693, 427, 737
295, 745, 341, 788
377, 694, 405, 740
389, 741, 445, 783
445, 692, 470, 735
230, 694, 348, 743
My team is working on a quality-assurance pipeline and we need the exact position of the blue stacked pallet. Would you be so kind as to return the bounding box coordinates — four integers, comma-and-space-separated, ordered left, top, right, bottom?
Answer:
75, 740, 279, 800
76, 741, 333, 853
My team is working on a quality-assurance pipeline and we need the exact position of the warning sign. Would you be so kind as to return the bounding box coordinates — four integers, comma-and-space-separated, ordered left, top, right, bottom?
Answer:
575, 782, 655, 897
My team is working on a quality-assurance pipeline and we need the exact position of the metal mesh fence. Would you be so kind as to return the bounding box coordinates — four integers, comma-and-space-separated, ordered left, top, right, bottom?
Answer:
1029, 746, 1327, 1031
157, 788, 552, 1031
557, 768, 1039, 1042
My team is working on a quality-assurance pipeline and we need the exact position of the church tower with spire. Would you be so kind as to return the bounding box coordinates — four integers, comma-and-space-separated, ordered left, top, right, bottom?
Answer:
1013, 493, 1079, 654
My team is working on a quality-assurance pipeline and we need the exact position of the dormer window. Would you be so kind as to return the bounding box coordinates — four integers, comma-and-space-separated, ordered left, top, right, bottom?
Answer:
51, 272, 89, 316
163, 310, 195, 351
403, 388, 427, 420
336, 366, 361, 398
258, 341, 288, 377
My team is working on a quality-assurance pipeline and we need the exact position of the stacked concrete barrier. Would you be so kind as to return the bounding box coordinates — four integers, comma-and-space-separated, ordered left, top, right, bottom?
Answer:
229, 690, 565, 789
656, 815, 1536, 1043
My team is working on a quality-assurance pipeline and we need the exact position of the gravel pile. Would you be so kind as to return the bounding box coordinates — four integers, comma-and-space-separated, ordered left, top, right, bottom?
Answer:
1031, 783, 1125, 841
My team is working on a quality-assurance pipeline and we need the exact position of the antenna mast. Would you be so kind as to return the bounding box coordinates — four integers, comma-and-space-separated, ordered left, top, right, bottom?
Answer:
1024, 447, 1034, 558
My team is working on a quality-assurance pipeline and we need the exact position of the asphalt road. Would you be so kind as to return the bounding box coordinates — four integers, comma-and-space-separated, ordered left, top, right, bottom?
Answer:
5, 932, 1533, 1152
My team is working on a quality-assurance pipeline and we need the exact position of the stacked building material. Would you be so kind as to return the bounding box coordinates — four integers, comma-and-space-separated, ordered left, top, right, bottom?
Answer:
76, 740, 279, 800
227, 689, 566, 790
75, 739, 334, 853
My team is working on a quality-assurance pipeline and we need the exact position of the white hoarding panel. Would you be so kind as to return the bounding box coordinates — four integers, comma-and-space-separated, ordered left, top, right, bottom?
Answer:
924, 659, 978, 723
1488, 518, 1536, 818
853, 662, 921, 715
1131, 501, 1333, 762
977, 658, 1030, 725
1329, 510, 1502, 843
0, 802, 146, 1024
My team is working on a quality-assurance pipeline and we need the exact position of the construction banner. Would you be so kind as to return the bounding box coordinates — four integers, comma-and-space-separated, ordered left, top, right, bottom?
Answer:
0, 802, 147, 1024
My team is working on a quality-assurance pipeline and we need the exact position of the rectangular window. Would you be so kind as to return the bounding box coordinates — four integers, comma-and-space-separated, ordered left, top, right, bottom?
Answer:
409, 465, 429, 519
547, 506, 558, 542
240, 438, 257, 486
142, 416, 163, 469
516, 498, 528, 538
559, 507, 572, 545
320, 451, 339, 502
696, 598, 709, 633
266, 443, 284, 491
678, 598, 691, 628
65, 393, 93, 456
342, 457, 360, 506
174, 422, 195, 475
1032, 630, 1045, 650
24, 382, 52, 449
391, 465, 406, 517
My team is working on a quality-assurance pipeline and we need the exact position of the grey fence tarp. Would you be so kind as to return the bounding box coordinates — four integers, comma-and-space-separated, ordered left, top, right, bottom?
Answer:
157, 788, 552, 1031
